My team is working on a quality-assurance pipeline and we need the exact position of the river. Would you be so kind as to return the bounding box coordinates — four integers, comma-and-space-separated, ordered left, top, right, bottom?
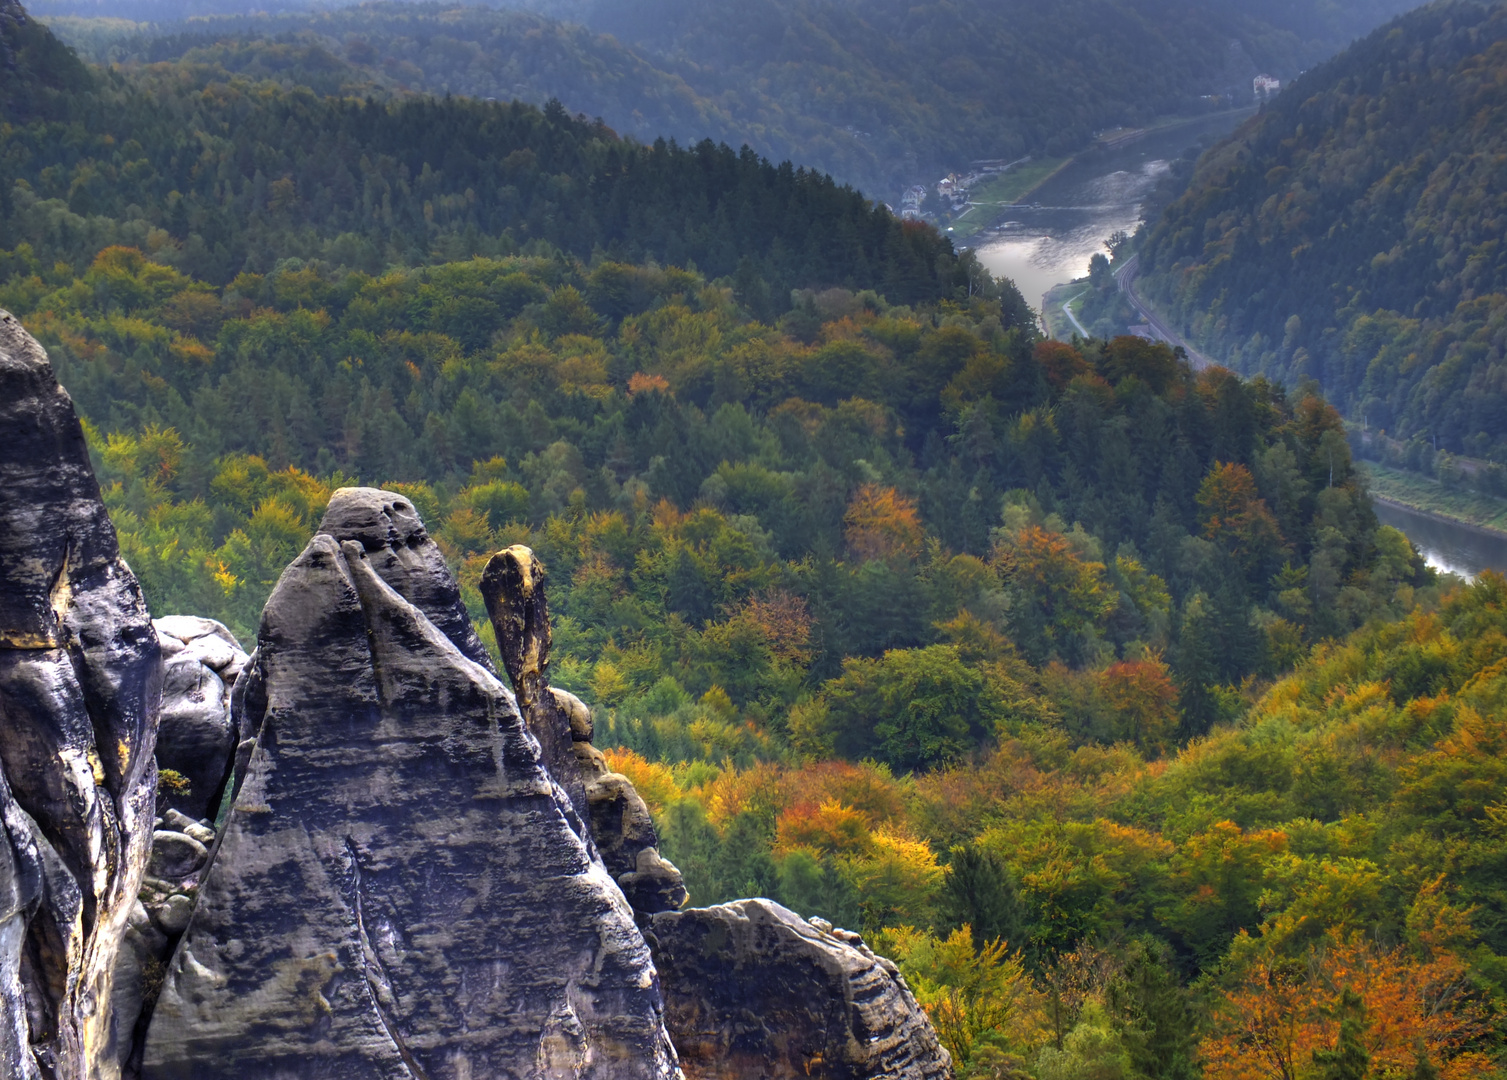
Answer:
964, 111, 1507, 581
1372, 500, 1507, 580
972, 110, 1254, 315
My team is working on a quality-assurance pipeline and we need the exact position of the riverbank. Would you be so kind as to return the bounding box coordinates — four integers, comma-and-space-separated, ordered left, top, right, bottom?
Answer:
976, 108, 1255, 319
948, 156, 1074, 241
1359, 461, 1507, 535
1041, 280, 1088, 338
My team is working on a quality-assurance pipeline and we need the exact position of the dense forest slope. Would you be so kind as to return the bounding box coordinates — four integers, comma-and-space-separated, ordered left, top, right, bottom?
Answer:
0, 26, 974, 307
1139, 0, 1507, 463
41, 0, 1418, 198
11, 240, 1427, 760
0, 0, 93, 118
4, 11, 1504, 1079
630, 563, 1507, 1078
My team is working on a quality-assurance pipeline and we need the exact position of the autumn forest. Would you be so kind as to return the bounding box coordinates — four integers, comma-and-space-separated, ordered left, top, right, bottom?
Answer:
2, 0, 1507, 1077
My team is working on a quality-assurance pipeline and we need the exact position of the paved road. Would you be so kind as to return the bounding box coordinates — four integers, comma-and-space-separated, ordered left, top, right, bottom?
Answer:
1115, 254, 1214, 370
1061, 291, 1090, 337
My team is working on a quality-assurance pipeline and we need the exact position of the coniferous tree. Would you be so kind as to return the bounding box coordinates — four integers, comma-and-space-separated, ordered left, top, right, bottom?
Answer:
944, 845, 1024, 950
1311, 989, 1371, 1080
1105, 938, 1197, 1080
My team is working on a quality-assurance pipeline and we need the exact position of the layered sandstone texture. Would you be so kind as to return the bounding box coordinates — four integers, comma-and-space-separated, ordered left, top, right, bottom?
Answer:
142, 490, 680, 1080
652, 900, 952, 1080
0, 310, 163, 1080
481, 546, 687, 919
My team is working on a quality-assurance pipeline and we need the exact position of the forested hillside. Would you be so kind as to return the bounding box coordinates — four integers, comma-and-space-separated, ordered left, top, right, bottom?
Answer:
1139, 0, 1507, 465
0, 34, 969, 306
41, 0, 1417, 198
15, 243, 1421, 719
0, 0, 92, 119
4, 10, 1506, 1078
628, 568, 1507, 1078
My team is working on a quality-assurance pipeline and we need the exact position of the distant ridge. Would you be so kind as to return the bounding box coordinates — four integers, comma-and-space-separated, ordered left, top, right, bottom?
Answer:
0, 0, 91, 119
1138, 0, 1507, 461
37, 0, 1418, 198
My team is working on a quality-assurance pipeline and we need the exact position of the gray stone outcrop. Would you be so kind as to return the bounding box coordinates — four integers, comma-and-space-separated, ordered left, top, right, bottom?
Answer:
0, 310, 162, 1080
481, 547, 687, 920
651, 899, 952, 1080
153, 616, 246, 822
141, 495, 680, 1079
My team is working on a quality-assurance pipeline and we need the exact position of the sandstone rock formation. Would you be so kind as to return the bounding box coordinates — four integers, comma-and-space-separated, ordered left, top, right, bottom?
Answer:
481, 546, 687, 920
141, 495, 680, 1079
114, 809, 219, 1076
0, 310, 162, 1080
478, 547, 950, 1080
152, 616, 246, 822
651, 900, 952, 1080
114, 617, 242, 1073
481, 547, 588, 813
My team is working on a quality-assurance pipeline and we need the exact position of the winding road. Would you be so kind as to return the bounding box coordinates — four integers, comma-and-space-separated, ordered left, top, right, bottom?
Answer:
1114, 254, 1214, 370
1061, 291, 1090, 337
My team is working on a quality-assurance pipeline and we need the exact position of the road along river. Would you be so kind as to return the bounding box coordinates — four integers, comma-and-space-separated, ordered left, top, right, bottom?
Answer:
972, 110, 1252, 319
966, 112, 1507, 580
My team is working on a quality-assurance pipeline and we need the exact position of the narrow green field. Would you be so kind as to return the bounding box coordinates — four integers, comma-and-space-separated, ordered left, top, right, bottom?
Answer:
1359, 462, 1507, 533
948, 157, 1072, 240
1041, 281, 1087, 339
972, 157, 1071, 205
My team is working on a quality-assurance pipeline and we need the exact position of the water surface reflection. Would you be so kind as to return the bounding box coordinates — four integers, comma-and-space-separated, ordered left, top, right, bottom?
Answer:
973, 111, 1252, 313
1373, 500, 1507, 580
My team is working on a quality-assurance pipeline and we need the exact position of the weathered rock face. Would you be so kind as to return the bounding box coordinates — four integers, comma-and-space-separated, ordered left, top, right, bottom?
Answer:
573, 731, 689, 919
0, 310, 162, 1080
153, 616, 246, 822
481, 547, 587, 812
114, 809, 222, 1077
481, 547, 687, 919
318, 488, 492, 668
141, 501, 680, 1079
223, 488, 494, 816
651, 900, 952, 1080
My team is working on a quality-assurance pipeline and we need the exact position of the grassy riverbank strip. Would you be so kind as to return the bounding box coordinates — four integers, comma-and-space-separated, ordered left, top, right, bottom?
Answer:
1359, 461, 1507, 534
949, 156, 1073, 240
1041, 280, 1088, 339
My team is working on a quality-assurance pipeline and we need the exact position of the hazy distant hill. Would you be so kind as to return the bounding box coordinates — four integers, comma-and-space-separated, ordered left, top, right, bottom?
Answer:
0, 0, 92, 119
39, 0, 1418, 199
0, 16, 984, 311
1138, 0, 1507, 462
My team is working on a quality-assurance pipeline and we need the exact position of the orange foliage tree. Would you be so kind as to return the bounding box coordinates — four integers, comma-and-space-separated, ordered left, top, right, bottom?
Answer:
996, 525, 1116, 665
1033, 341, 1091, 391
1096, 656, 1179, 755
743, 588, 814, 666
774, 800, 873, 858
1199, 936, 1489, 1080
1196, 462, 1284, 569
843, 483, 924, 563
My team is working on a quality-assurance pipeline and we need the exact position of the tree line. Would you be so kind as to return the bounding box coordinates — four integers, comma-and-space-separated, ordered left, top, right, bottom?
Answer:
0, 26, 971, 307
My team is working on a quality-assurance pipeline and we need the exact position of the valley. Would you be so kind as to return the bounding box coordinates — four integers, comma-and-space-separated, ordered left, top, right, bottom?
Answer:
3, 1, 1507, 1079
973, 110, 1248, 327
